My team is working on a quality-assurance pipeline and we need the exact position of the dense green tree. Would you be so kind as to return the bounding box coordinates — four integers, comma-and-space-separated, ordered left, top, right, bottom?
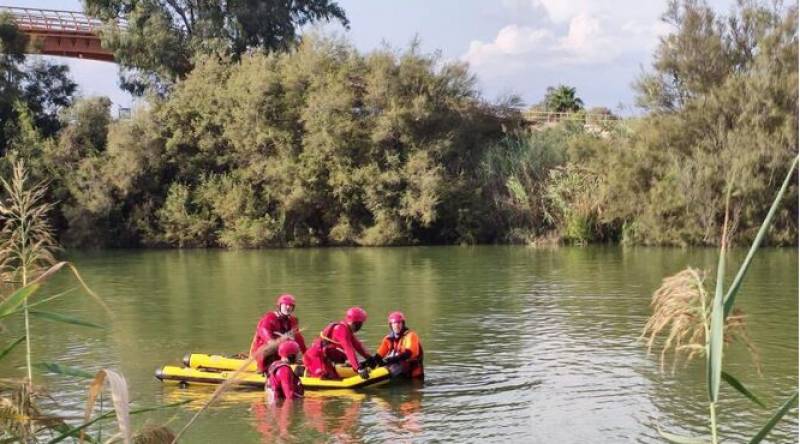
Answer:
610, 0, 798, 245
20, 61, 77, 138
52, 35, 518, 247
544, 85, 584, 113
84, 0, 349, 94
0, 13, 77, 154
1, 12, 28, 153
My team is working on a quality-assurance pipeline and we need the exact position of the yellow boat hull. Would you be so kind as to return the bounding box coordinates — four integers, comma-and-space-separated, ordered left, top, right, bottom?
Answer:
155, 364, 391, 390
183, 353, 259, 373
181, 352, 364, 378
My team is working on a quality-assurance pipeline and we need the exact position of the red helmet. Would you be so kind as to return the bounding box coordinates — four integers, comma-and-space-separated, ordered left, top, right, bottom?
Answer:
278, 340, 300, 358
276, 294, 296, 307
346, 306, 367, 324
388, 311, 405, 323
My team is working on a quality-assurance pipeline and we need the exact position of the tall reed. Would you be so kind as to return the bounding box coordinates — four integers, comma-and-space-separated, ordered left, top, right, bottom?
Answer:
0, 159, 58, 383
644, 155, 799, 443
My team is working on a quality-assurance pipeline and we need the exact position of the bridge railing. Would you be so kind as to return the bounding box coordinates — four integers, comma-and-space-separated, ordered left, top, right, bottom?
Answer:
0, 6, 121, 34
522, 110, 619, 125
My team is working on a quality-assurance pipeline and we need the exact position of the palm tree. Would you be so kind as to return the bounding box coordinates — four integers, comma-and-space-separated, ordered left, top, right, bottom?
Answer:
544, 85, 584, 113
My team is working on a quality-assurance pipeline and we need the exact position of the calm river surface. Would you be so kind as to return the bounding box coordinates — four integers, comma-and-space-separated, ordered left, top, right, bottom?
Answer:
1, 246, 797, 443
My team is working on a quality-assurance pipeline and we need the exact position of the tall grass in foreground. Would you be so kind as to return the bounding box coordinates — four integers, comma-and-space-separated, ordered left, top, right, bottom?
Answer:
0, 160, 185, 443
643, 155, 799, 443
0, 161, 58, 383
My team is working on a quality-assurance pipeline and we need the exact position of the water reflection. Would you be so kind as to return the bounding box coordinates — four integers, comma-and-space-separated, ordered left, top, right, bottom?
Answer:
371, 385, 424, 441
251, 393, 366, 443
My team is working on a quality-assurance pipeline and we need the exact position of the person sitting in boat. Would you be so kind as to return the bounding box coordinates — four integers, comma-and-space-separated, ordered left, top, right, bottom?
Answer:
250, 294, 307, 374
303, 307, 372, 380
367, 311, 424, 379
267, 340, 304, 401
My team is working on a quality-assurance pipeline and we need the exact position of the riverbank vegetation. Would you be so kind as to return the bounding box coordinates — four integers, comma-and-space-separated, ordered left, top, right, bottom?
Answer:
0, 0, 796, 249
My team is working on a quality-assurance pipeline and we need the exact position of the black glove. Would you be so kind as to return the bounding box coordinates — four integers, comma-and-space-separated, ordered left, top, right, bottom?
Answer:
363, 354, 383, 368
384, 351, 411, 365
360, 357, 373, 369
358, 367, 370, 380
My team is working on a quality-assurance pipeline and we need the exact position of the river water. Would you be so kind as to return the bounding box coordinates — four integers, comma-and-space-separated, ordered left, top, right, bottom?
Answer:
1, 246, 796, 443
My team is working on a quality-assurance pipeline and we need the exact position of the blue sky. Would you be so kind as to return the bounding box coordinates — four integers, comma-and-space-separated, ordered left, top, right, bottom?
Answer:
3, 0, 735, 114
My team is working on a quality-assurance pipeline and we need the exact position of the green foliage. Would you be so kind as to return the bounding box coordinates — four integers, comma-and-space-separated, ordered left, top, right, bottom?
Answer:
479, 125, 570, 242
749, 390, 799, 443
156, 183, 215, 247
0, 335, 24, 361
0, 13, 77, 154
720, 371, 766, 409
20, 61, 77, 138
614, 0, 799, 246
544, 85, 584, 112
480, 122, 622, 244
39, 35, 514, 248
544, 164, 605, 243
85, 0, 349, 94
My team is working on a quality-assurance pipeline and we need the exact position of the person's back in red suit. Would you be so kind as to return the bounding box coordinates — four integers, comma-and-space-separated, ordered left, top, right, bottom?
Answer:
267, 340, 304, 401
303, 307, 371, 380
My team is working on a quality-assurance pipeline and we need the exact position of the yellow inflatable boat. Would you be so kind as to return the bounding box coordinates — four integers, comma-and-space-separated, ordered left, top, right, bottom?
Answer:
155, 353, 391, 390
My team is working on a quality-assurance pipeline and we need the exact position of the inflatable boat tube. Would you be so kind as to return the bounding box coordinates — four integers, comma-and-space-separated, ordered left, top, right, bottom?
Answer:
182, 353, 256, 373
155, 365, 391, 390
182, 353, 362, 378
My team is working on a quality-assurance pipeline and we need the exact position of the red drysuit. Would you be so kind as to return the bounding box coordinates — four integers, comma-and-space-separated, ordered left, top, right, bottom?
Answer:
267, 361, 304, 400
302, 322, 370, 379
250, 311, 307, 373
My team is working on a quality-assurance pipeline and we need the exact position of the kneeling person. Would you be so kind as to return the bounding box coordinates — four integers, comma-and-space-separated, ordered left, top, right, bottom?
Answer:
250, 294, 307, 374
369, 311, 423, 379
303, 307, 372, 380
268, 340, 304, 401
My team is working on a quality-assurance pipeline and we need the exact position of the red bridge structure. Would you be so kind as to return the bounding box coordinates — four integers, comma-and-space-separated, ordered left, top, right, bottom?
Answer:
1, 6, 119, 62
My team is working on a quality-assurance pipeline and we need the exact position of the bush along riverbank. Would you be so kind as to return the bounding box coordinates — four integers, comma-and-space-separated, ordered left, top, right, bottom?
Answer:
0, 1, 797, 249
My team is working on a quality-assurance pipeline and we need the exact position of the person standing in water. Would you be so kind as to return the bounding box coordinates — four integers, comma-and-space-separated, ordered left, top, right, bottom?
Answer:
267, 340, 304, 401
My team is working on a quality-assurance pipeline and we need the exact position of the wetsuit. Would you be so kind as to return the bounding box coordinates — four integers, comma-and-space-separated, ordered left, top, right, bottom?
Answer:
303, 322, 370, 379
267, 361, 304, 399
250, 311, 307, 373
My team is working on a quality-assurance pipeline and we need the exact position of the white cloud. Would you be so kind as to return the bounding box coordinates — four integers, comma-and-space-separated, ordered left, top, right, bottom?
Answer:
463, 15, 631, 70
459, 0, 681, 107
461, 2, 673, 79
561, 14, 609, 58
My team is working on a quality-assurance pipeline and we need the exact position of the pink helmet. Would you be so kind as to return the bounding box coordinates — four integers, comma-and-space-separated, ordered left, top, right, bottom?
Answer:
388, 311, 405, 323
276, 294, 296, 307
278, 340, 300, 358
346, 306, 367, 324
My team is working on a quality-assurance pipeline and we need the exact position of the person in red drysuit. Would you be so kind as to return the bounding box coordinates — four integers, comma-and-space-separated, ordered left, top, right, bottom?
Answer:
266, 340, 304, 401
250, 294, 307, 373
302, 307, 372, 380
